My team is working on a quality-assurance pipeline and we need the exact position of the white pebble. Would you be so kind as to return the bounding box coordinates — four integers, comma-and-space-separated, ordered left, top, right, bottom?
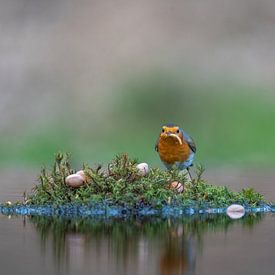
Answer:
136, 163, 149, 176
65, 174, 85, 188
226, 204, 245, 219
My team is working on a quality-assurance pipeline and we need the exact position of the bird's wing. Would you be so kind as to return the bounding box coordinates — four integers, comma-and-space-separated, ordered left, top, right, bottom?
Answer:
155, 137, 159, 152
181, 129, 196, 153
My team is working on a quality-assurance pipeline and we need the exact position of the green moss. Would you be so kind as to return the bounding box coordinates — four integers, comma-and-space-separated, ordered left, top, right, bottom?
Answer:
27, 153, 265, 208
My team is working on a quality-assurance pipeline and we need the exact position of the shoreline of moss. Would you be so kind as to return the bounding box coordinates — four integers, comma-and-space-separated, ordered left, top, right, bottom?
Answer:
7, 152, 264, 210
0, 202, 273, 218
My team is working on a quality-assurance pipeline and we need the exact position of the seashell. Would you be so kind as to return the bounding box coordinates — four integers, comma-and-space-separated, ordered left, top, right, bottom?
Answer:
136, 163, 149, 176
226, 204, 245, 219
65, 174, 85, 188
169, 181, 184, 193
76, 170, 86, 181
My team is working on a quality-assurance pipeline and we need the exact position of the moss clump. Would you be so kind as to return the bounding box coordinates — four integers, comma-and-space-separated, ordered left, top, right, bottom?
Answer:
26, 153, 265, 208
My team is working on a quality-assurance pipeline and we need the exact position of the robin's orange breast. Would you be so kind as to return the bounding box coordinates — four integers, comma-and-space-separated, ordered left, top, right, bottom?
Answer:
158, 137, 190, 164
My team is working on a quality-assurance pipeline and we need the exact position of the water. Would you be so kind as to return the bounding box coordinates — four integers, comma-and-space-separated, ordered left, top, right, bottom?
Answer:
0, 170, 274, 275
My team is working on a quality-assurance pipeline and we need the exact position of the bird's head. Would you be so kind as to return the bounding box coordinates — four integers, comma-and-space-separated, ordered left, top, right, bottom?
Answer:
160, 124, 183, 145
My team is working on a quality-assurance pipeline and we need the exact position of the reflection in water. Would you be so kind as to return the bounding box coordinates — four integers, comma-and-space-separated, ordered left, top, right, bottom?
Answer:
29, 214, 263, 275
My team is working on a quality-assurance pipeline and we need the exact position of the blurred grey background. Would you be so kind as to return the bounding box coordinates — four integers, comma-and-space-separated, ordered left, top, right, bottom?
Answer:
1, 0, 275, 170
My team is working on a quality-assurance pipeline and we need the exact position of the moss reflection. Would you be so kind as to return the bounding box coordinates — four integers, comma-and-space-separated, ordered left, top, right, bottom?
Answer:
29, 214, 263, 275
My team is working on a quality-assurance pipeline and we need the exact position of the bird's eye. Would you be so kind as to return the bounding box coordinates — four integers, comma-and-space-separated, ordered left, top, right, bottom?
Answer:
162, 129, 165, 133
176, 129, 180, 133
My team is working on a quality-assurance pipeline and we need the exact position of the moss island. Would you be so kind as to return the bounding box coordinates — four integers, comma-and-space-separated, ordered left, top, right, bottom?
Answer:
30, 153, 265, 206
0, 153, 270, 217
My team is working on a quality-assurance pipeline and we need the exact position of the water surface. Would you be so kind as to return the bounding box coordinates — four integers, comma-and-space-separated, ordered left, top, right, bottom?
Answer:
0, 170, 274, 275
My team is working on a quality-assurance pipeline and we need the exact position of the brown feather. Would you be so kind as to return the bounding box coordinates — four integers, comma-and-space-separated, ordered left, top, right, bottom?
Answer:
158, 136, 190, 164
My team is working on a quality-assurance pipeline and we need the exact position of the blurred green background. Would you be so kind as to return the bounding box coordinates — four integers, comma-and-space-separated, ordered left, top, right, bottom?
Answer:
1, 0, 275, 170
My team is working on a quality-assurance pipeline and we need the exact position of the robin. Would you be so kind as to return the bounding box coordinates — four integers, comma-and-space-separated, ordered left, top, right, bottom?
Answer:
155, 123, 196, 178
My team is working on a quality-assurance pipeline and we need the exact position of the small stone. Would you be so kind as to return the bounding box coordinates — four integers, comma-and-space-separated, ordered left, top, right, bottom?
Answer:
5, 201, 12, 206
226, 204, 245, 219
169, 181, 184, 193
65, 174, 85, 188
136, 163, 149, 176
